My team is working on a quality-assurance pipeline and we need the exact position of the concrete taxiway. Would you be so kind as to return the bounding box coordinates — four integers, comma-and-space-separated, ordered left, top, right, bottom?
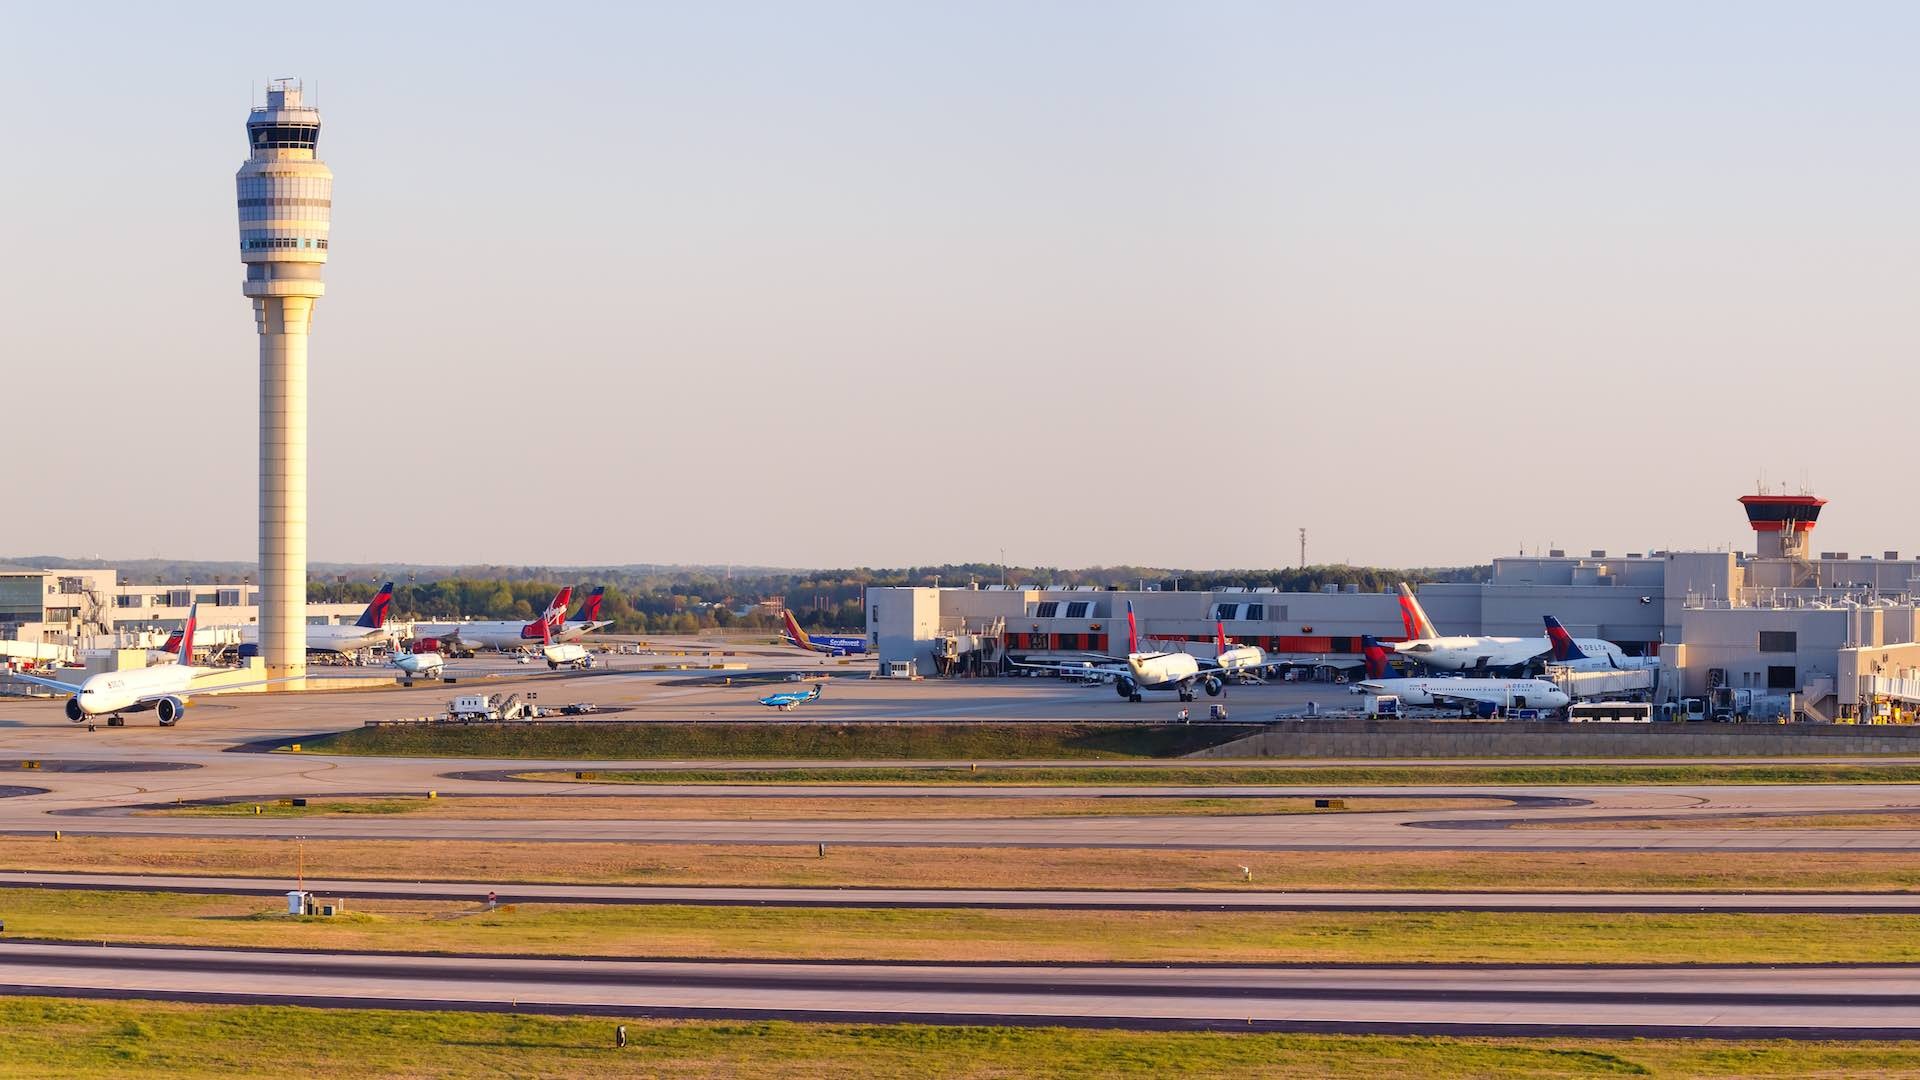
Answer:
1, 941, 1917, 1037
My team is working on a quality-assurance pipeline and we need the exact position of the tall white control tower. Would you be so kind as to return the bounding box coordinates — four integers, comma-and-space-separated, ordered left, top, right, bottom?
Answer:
237, 78, 331, 687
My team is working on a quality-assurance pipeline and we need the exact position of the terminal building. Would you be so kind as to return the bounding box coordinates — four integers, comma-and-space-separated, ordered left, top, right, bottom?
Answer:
866, 494, 1920, 723
0, 564, 366, 654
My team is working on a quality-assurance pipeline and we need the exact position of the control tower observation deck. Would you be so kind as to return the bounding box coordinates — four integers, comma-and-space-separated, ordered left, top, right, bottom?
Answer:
237, 78, 331, 687
1739, 493, 1826, 559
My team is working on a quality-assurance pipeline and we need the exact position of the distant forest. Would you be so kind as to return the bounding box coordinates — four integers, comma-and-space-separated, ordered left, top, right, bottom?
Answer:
8, 557, 1490, 634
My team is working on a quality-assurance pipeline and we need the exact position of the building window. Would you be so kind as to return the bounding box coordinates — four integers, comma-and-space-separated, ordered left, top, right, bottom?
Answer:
1245, 604, 1264, 621
1758, 631, 1797, 653
1034, 602, 1059, 619
1064, 602, 1089, 619
1214, 603, 1240, 621
1767, 665, 1797, 690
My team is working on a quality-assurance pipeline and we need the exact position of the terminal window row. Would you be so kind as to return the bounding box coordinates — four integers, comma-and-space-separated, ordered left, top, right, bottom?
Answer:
238, 177, 330, 199
243, 238, 328, 250
237, 198, 332, 208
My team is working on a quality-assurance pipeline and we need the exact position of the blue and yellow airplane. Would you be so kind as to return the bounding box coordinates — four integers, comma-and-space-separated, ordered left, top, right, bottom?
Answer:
780, 611, 868, 657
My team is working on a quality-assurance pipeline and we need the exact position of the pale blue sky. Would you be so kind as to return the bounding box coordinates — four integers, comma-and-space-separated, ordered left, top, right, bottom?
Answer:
4, 3, 1917, 568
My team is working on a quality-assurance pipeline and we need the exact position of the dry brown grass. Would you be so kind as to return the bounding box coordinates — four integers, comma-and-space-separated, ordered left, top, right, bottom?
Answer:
1517, 812, 1920, 830
10, 835, 1920, 892
139, 795, 1504, 821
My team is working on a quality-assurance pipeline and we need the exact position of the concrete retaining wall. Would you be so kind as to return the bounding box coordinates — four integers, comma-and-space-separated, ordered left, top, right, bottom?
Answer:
1191, 721, 1920, 758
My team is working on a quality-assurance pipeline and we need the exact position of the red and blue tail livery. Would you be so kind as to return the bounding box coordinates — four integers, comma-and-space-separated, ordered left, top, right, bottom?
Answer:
518, 586, 574, 640
1126, 600, 1139, 654
578, 587, 605, 624
1543, 615, 1589, 662
355, 581, 396, 629
1360, 634, 1391, 679
781, 610, 869, 657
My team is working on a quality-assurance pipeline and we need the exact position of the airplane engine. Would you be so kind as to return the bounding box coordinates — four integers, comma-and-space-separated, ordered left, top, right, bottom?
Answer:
1114, 676, 1138, 700
65, 697, 85, 723
155, 696, 186, 726
1203, 677, 1223, 697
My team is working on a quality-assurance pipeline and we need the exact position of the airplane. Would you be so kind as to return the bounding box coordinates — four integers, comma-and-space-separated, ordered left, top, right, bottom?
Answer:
1391, 584, 1627, 673
164, 581, 401, 659
1355, 673, 1570, 712
781, 610, 868, 657
537, 619, 594, 671
758, 683, 822, 711
416, 587, 573, 653
11, 604, 289, 726
556, 586, 613, 641
1016, 601, 1227, 703
1198, 622, 1375, 683
391, 650, 445, 679
1543, 616, 1658, 672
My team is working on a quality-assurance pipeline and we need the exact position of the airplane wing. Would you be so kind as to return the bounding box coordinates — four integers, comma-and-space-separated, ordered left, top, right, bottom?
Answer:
1009, 658, 1132, 678
175, 673, 309, 698
5, 671, 82, 694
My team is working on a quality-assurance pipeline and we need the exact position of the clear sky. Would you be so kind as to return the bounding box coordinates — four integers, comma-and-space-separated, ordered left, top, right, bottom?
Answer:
5, 2, 1918, 569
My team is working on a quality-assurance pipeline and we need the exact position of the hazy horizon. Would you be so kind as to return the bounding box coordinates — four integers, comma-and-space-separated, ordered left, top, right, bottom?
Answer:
6, 3, 1918, 568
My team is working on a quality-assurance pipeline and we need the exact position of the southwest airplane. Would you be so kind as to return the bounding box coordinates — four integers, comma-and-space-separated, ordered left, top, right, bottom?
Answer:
13, 604, 287, 725
417, 587, 574, 653
758, 683, 822, 711
781, 611, 868, 657
164, 581, 400, 658
1017, 601, 1227, 702
1391, 584, 1624, 673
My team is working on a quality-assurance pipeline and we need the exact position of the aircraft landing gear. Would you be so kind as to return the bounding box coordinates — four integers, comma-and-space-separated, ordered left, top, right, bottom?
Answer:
1129, 693, 1143, 702
106, 716, 125, 727
1177, 689, 1195, 702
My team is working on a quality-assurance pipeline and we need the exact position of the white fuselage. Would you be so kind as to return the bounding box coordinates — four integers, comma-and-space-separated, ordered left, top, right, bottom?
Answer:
1214, 645, 1266, 673
1393, 636, 1542, 671
392, 652, 445, 677
71, 664, 202, 716
422, 616, 586, 652
1359, 677, 1569, 710
229, 622, 396, 655
543, 642, 591, 668
1127, 651, 1201, 689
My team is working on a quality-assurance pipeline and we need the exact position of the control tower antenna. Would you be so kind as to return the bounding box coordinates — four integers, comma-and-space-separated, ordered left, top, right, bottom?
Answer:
236, 77, 331, 689
1298, 528, 1306, 570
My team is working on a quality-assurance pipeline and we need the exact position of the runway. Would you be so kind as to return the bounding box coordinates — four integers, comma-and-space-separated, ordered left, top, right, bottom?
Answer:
1, 941, 1917, 1037
8, 870, 1920, 912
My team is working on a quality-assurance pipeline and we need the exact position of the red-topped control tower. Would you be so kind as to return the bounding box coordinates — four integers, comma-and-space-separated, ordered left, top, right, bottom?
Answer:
1739, 493, 1826, 559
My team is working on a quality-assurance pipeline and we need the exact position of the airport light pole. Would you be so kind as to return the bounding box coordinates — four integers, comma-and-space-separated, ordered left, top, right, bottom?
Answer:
237, 78, 330, 691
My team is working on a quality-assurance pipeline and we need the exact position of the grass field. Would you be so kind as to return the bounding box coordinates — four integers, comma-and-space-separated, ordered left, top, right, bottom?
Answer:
144, 795, 1505, 820
8, 888, 1920, 964
4, 998, 1920, 1078
522, 762, 1920, 785
14, 836, 1920, 892
303, 722, 1264, 760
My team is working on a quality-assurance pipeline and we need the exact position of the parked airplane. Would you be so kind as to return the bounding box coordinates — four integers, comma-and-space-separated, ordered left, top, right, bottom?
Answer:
1355, 674, 1570, 712
1391, 584, 1628, 673
1017, 601, 1227, 702
556, 586, 613, 641
164, 581, 401, 659
417, 587, 573, 653
781, 611, 868, 657
391, 650, 445, 679
1543, 616, 1657, 672
12, 604, 287, 725
758, 683, 822, 711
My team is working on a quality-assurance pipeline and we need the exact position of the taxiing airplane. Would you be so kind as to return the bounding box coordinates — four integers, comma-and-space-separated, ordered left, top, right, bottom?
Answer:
1017, 601, 1228, 703
758, 683, 822, 711
417, 587, 574, 653
12, 604, 289, 726
391, 650, 445, 679
165, 581, 401, 659
781, 610, 868, 657
537, 619, 594, 671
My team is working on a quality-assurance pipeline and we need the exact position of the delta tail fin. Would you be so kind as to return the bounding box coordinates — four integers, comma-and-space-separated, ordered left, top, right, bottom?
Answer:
1126, 600, 1139, 654
1216, 621, 1229, 654
1396, 583, 1441, 640
1360, 634, 1390, 680
356, 581, 396, 629
578, 586, 605, 623
176, 603, 198, 664
1543, 616, 1590, 662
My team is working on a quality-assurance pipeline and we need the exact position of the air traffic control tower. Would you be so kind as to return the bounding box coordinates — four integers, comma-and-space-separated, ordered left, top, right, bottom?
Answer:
237, 79, 331, 687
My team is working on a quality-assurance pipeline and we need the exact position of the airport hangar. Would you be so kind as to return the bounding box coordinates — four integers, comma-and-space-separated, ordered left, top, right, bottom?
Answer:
868, 494, 1920, 723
